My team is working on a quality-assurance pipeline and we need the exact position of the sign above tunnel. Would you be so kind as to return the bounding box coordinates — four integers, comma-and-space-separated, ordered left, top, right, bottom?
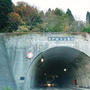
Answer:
48, 37, 75, 41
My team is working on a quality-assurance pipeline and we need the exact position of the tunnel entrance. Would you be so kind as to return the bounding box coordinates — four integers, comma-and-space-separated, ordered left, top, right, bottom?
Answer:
29, 47, 90, 89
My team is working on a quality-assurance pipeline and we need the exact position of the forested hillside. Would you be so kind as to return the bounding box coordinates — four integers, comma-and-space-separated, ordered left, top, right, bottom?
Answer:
0, 1, 90, 33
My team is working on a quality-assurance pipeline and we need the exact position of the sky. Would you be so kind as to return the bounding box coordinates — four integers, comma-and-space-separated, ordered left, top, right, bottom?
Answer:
12, 0, 90, 21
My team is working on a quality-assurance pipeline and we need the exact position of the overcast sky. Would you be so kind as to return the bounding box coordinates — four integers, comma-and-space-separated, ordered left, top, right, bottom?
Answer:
12, 0, 90, 21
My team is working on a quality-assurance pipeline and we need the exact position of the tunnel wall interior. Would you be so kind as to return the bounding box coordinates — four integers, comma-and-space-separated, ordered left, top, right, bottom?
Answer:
24, 47, 90, 89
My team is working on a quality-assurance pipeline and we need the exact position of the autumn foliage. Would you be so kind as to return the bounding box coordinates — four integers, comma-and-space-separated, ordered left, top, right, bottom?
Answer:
8, 12, 25, 24
0, 1, 89, 33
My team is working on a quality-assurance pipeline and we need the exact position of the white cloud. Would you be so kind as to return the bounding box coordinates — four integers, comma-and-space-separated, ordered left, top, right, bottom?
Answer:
12, 0, 90, 21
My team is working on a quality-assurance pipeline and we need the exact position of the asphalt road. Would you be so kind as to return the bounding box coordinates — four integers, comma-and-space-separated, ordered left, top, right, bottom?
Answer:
30, 88, 90, 90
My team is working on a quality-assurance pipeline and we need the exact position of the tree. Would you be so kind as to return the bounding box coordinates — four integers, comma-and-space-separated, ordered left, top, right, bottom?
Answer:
8, 12, 25, 32
39, 11, 44, 18
14, 2, 38, 21
69, 21, 84, 32
0, 0, 12, 29
53, 15, 70, 32
45, 8, 52, 16
44, 14, 70, 32
13, 1, 42, 27
66, 8, 75, 24
86, 12, 90, 24
27, 14, 42, 26
54, 8, 65, 16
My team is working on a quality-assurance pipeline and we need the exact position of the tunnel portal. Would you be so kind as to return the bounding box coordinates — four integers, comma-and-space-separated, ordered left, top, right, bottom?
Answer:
29, 47, 90, 89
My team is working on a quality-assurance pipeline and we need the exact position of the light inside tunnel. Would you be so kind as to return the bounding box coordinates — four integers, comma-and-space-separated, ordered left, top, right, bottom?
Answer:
28, 47, 90, 89
64, 68, 67, 72
41, 58, 44, 63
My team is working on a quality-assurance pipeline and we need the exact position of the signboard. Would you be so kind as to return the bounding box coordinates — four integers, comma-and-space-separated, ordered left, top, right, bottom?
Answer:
26, 52, 33, 59
48, 37, 75, 41
20, 77, 25, 80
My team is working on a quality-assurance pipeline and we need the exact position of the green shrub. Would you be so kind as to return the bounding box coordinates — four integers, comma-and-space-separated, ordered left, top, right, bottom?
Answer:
2, 86, 12, 90
16, 25, 30, 32
82, 25, 90, 33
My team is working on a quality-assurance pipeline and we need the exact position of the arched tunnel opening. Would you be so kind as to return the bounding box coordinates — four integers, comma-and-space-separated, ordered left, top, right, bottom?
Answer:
29, 47, 90, 89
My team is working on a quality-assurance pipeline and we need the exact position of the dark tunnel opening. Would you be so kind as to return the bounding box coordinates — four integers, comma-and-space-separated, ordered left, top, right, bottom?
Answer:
29, 47, 90, 89
36, 60, 74, 88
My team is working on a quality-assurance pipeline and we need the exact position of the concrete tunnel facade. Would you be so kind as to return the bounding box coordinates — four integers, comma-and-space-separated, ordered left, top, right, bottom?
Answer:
0, 33, 90, 90
24, 46, 90, 89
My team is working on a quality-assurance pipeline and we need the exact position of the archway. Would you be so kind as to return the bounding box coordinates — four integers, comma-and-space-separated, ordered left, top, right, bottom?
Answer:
28, 47, 90, 89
